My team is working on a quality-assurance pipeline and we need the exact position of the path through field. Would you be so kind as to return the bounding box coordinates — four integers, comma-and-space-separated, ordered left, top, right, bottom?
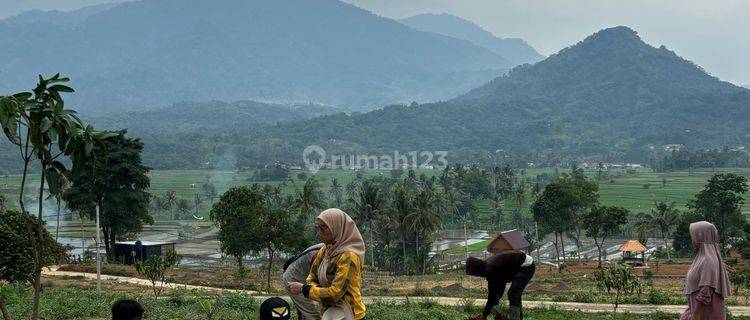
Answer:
43, 267, 750, 316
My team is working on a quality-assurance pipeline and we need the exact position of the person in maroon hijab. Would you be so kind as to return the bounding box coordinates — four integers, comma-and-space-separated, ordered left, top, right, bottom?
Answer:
681, 221, 731, 320
465, 250, 536, 320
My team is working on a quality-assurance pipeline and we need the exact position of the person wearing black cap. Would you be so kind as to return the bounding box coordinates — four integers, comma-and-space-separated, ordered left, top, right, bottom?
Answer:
259, 297, 292, 320
465, 250, 536, 320
111, 299, 144, 320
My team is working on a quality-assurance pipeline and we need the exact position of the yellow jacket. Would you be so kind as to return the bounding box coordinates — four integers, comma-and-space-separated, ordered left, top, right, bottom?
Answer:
303, 247, 366, 319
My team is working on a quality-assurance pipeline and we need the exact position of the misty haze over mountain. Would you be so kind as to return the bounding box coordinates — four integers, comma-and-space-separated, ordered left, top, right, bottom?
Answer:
0, 0, 530, 114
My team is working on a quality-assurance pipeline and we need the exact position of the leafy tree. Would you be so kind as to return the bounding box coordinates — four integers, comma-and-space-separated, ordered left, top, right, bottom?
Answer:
164, 190, 177, 219
134, 250, 180, 298
64, 130, 153, 261
176, 198, 193, 219
583, 205, 629, 267
210, 186, 306, 288
688, 173, 749, 254
0, 210, 65, 318
672, 211, 704, 257
202, 178, 218, 203
50, 173, 70, 242
532, 169, 598, 271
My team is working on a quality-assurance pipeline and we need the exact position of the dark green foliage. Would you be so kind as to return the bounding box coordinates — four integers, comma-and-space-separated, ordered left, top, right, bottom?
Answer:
253, 163, 290, 181
209, 186, 307, 287
0, 210, 65, 284
654, 148, 750, 172
672, 211, 704, 257
63, 131, 153, 261
687, 173, 749, 253
583, 205, 629, 267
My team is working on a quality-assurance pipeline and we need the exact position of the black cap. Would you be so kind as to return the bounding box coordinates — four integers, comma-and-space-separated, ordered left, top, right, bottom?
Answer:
259, 297, 291, 320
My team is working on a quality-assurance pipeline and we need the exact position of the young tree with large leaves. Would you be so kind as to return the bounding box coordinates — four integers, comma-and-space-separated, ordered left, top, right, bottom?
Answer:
583, 205, 629, 268
688, 173, 748, 254
64, 130, 152, 261
0, 74, 99, 320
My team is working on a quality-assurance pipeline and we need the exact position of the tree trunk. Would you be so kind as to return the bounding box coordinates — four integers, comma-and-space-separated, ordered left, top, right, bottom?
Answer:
236, 255, 245, 278
31, 166, 47, 320
369, 222, 375, 268
267, 247, 275, 290
594, 239, 603, 268
102, 225, 111, 262
662, 231, 671, 260
18, 131, 31, 213
402, 238, 407, 274
463, 220, 469, 261
80, 213, 85, 259
55, 199, 61, 242
553, 232, 561, 272
560, 232, 566, 266
0, 297, 11, 320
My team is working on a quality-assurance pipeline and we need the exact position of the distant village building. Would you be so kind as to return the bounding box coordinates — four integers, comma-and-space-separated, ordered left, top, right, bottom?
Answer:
662, 144, 685, 152
576, 162, 643, 169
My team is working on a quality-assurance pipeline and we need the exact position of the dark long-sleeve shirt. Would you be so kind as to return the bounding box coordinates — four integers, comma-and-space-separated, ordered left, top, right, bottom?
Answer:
482, 251, 526, 316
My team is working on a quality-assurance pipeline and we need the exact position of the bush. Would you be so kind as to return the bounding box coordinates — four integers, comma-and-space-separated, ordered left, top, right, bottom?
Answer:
647, 289, 672, 305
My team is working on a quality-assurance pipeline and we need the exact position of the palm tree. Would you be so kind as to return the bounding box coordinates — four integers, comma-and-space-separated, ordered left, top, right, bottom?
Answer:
348, 179, 385, 267
164, 190, 177, 219
294, 177, 327, 217
648, 201, 681, 259
405, 189, 441, 274
391, 184, 413, 273
51, 173, 70, 242
329, 178, 343, 208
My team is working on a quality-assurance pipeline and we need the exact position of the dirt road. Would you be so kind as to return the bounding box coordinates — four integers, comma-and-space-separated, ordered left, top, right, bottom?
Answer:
44, 267, 750, 316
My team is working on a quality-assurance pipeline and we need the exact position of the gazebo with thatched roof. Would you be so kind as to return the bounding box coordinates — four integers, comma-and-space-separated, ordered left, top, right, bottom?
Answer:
619, 240, 647, 266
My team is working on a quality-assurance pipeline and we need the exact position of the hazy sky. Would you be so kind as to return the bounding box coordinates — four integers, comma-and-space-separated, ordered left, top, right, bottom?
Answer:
2, 0, 748, 85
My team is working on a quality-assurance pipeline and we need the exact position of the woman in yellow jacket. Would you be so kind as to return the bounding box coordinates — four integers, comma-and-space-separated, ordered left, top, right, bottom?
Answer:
288, 208, 366, 320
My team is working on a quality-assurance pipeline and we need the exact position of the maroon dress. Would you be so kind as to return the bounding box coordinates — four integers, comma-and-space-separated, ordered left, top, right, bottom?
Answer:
681, 286, 725, 320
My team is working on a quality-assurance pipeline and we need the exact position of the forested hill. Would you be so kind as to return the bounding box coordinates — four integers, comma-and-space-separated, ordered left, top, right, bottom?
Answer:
2, 26, 747, 171
0, 0, 511, 114
242, 26, 750, 166
400, 13, 544, 65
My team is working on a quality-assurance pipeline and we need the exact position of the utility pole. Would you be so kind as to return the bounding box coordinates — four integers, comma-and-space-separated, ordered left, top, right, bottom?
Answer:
95, 205, 101, 294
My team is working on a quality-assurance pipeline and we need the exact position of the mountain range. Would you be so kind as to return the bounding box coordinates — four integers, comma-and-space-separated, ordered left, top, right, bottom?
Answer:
400, 13, 544, 65
223, 26, 749, 168
0, 0, 526, 114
